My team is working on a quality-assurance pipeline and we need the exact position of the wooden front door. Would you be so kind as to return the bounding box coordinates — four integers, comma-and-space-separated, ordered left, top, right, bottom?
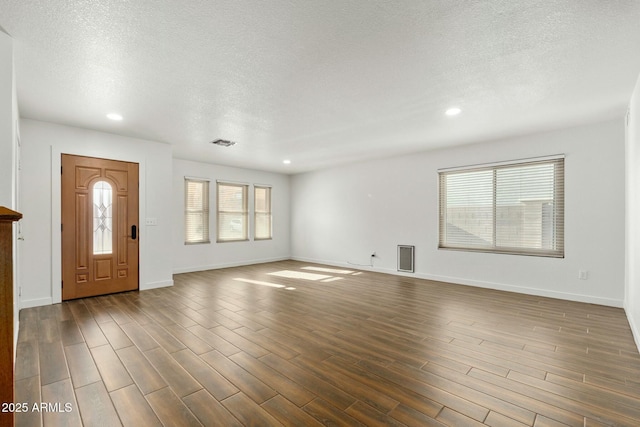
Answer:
62, 154, 139, 300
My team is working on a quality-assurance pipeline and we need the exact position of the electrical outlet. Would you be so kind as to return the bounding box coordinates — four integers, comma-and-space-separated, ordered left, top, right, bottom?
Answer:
578, 270, 588, 280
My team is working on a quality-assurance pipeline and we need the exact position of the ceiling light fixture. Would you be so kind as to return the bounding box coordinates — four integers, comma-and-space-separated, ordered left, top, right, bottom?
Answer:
106, 113, 123, 121
210, 139, 236, 147
445, 107, 461, 116
283, 159, 291, 164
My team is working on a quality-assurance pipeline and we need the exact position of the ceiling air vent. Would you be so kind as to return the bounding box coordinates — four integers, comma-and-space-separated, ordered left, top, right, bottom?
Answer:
210, 139, 236, 147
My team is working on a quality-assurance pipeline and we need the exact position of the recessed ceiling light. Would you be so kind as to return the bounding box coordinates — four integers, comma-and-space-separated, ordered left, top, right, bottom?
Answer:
283, 159, 291, 164
106, 113, 123, 121
445, 107, 461, 116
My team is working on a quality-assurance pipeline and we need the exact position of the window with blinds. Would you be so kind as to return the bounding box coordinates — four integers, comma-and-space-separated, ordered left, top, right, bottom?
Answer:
438, 156, 564, 257
184, 178, 210, 244
254, 186, 272, 240
217, 182, 248, 242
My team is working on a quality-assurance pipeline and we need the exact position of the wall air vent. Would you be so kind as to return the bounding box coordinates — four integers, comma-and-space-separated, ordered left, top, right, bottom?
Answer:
398, 245, 415, 273
210, 139, 236, 147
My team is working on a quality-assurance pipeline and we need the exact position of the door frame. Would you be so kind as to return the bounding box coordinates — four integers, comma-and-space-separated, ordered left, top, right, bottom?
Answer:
51, 147, 146, 304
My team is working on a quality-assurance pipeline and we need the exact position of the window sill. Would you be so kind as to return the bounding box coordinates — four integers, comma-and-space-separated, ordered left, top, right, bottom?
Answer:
438, 245, 564, 258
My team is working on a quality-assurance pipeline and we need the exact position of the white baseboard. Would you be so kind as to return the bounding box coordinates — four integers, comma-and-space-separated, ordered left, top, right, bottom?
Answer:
173, 256, 290, 275
18, 280, 175, 305
141, 280, 174, 291
290, 256, 624, 308
291, 255, 377, 271
412, 271, 623, 308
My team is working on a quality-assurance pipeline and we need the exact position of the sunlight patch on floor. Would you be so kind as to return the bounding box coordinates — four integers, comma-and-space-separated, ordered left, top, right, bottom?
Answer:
268, 270, 331, 281
321, 277, 343, 283
233, 278, 286, 288
302, 266, 355, 274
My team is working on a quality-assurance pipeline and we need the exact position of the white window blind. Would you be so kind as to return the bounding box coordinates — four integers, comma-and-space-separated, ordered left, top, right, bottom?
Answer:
217, 182, 248, 242
439, 157, 564, 257
185, 178, 210, 244
254, 186, 272, 240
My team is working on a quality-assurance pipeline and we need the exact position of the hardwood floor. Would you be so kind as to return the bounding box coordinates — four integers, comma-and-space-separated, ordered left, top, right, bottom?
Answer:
14, 260, 640, 426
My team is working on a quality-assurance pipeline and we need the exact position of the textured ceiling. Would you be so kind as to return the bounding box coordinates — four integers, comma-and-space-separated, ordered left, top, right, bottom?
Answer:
2, 1, 640, 174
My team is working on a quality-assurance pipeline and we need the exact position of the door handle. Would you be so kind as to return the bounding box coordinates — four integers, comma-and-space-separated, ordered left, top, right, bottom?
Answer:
131, 225, 137, 240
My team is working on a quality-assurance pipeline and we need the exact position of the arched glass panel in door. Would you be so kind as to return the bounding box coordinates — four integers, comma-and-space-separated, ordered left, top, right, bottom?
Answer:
93, 180, 113, 255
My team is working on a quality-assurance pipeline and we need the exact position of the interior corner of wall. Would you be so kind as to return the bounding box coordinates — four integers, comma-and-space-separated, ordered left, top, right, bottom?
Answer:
625, 303, 640, 354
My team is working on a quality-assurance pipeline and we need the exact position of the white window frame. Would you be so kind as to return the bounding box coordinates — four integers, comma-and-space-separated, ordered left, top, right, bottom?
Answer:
184, 177, 210, 244
254, 185, 272, 240
438, 155, 564, 257
217, 181, 249, 242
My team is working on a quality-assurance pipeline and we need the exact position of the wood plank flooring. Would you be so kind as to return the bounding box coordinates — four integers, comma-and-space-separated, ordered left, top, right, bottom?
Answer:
14, 260, 640, 426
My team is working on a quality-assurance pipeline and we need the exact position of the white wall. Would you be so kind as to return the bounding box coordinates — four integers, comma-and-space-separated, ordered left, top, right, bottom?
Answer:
19, 119, 174, 308
0, 31, 21, 354
172, 159, 290, 273
625, 73, 640, 348
0, 31, 15, 208
292, 119, 626, 307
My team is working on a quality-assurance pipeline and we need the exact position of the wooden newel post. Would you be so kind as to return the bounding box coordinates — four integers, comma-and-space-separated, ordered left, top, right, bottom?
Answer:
0, 207, 22, 427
